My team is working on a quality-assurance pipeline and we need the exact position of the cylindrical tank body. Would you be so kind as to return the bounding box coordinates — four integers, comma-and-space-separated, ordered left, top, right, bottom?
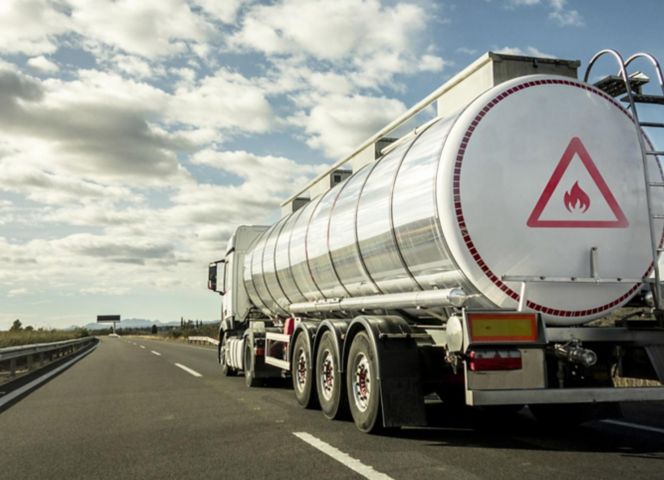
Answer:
245, 75, 663, 325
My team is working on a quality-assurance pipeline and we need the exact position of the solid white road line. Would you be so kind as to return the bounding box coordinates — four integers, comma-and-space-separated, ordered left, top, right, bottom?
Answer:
601, 419, 664, 435
151, 351, 161, 356
293, 432, 394, 480
0, 345, 97, 409
174, 363, 202, 378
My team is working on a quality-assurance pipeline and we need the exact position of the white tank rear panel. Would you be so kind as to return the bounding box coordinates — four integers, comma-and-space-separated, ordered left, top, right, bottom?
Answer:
439, 75, 663, 325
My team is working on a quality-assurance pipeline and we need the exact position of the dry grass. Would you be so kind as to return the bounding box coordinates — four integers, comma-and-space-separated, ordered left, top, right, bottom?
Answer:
0, 329, 90, 348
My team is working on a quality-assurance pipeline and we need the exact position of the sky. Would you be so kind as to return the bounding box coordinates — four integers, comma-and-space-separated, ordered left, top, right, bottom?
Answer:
0, 0, 663, 329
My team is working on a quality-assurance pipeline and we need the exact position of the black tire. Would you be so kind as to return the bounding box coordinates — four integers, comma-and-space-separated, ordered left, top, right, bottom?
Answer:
220, 333, 236, 377
291, 332, 317, 408
315, 331, 348, 420
244, 339, 259, 387
346, 331, 382, 433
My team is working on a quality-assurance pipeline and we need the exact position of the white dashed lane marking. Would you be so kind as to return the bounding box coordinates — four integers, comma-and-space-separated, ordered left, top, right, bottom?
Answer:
174, 363, 202, 378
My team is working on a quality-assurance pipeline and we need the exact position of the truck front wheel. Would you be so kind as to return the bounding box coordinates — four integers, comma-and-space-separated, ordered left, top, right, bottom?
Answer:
346, 331, 382, 433
244, 339, 259, 387
292, 333, 317, 408
220, 333, 236, 377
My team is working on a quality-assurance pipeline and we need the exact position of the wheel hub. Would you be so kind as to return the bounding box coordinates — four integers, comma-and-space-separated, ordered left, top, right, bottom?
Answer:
352, 354, 371, 412
296, 349, 307, 392
319, 350, 335, 401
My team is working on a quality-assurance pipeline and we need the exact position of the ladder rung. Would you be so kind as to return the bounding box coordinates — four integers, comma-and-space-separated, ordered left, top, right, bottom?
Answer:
594, 73, 649, 97
653, 214, 664, 219
650, 182, 664, 187
621, 94, 664, 105
658, 247, 664, 253
641, 122, 664, 128
646, 151, 664, 155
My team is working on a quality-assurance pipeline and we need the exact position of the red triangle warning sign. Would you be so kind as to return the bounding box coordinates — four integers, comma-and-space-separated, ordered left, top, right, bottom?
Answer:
527, 137, 628, 228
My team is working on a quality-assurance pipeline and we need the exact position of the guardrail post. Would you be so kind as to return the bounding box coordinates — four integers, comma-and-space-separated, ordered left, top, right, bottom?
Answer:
9, 358, 16, 377
27, 354, 33, 372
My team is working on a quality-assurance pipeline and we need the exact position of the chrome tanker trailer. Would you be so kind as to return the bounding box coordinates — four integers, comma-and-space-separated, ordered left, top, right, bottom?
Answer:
208, 50, 664, 433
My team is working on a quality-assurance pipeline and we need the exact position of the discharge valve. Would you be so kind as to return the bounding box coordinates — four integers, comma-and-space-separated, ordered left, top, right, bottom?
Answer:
553, 341, 597, 367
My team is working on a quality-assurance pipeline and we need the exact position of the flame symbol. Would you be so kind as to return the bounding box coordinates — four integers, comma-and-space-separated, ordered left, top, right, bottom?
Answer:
564, 181, 590, 213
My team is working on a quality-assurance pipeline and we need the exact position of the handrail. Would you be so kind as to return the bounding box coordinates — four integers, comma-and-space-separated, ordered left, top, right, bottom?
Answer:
625, 52, 664, 87
585, 49, 664, 312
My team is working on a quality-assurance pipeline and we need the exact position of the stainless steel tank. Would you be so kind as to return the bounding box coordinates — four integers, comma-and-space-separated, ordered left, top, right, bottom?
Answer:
244, 75, 663, 325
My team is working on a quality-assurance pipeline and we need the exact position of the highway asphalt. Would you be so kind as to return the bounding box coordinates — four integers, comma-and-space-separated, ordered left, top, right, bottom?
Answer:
1, 336, 663, 479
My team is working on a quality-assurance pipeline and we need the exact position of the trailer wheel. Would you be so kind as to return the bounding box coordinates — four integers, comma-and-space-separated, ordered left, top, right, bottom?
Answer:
291, 332, 317, 408
220, 333, 236, 377
315, 331, 347, 420
244, 339, 259, 387
347, 331, 381, 433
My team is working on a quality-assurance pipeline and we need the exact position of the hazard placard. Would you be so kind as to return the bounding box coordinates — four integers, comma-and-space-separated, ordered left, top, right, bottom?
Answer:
527, 137, 629, 228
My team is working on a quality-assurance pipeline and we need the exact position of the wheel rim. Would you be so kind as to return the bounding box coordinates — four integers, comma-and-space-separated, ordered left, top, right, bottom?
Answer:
319, 349, 335, 401
352, 353, 371, 412
295, 348, 307, 392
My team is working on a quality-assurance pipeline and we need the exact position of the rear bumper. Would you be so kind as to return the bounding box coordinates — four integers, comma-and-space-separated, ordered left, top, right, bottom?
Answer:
467, 386, 664, 406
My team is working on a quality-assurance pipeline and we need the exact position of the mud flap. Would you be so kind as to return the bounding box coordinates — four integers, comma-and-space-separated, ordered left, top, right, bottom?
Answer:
377, 336, 427, 428
645, 345, 664, 383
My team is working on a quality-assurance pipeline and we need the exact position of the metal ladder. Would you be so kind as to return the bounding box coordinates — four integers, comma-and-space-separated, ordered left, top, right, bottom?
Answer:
584, 49, 664, 319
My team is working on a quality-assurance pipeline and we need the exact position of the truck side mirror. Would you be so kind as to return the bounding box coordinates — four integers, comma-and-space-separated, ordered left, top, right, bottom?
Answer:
208, 260, 226, 295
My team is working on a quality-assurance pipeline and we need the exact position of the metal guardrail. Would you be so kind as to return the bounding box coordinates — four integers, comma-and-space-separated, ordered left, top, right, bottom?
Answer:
0, 337, 96, 381
187, 336, 219, 346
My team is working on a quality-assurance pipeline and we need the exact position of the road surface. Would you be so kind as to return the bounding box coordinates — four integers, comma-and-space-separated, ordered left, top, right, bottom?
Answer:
1, 336, 663, 479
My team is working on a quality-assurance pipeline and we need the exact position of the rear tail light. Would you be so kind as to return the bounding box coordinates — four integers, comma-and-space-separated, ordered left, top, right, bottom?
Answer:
468, 350, 522, 371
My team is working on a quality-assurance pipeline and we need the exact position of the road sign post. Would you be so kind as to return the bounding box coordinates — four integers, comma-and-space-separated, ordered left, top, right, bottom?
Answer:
97, 315, 121, 334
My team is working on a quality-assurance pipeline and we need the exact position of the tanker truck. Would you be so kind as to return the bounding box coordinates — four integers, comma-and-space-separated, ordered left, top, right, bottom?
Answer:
207, 50, 664, 433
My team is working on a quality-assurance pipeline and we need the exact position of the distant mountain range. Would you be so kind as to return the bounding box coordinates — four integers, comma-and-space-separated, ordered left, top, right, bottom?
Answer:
77, 319, 216, 330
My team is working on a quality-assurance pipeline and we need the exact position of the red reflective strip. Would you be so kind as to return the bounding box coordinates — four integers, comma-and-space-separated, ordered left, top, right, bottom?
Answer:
468, 351, 522, 371
255, 348, 265, 357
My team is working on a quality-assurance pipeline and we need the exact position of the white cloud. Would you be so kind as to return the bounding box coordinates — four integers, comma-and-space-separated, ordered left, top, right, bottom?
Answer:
168, 69, 274, 133
0, 0, 221, 60
0, 67, 188, 184
233, 0, 427, 62
0, 0, 72, 55
290, 94, 407, 158
58, 233, 176, 265
419, 54, 446, 72
507, 0, 541, 6
193, 0, 246, 24
494, 46, 555, 58
549, 0, 584, 27
111, 55, 155, 79
0, 161, 143, 205
27, 55, 59, 73
68, 0, 215, 58
502, 0, 584, 27
457, 47, 478, 56
0, 0, 454, 328
8, 288, 28, 297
